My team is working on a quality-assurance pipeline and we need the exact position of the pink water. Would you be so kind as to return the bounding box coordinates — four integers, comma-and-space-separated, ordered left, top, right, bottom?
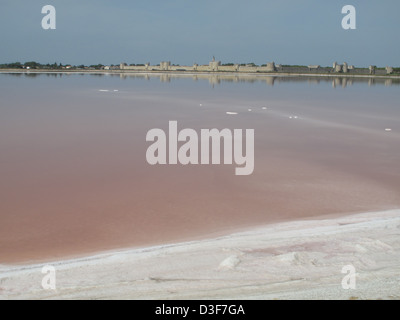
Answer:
1, 73, 399, 263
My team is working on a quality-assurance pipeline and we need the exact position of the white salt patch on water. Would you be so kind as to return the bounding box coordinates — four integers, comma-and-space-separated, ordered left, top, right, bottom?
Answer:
99, 89, 119, 93
226, 112, 238, 115
385, 128, 392, 132
248, 109, 252, 112
262, 107, 267, 110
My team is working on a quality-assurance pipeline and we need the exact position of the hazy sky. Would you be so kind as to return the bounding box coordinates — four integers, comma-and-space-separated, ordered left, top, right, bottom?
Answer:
1, 1, 399, 67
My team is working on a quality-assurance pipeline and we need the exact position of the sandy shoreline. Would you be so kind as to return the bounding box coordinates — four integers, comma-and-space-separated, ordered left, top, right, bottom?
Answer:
1, 209, 399, 300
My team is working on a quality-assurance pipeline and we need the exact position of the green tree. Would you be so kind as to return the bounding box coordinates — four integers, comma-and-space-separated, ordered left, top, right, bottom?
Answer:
24, 61, 41, 69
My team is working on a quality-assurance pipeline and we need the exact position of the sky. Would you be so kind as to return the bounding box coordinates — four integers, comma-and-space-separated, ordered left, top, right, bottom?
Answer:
0, 0, 399, 67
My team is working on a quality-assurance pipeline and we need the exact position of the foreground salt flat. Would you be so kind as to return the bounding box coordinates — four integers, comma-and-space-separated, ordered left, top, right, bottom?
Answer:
1, 209, 399, 300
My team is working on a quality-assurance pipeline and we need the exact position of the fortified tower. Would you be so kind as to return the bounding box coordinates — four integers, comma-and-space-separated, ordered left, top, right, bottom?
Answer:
209, 56, 221, 71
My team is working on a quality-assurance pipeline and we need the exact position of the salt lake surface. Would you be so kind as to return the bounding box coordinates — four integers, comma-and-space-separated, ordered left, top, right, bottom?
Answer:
0, 73, 399, 263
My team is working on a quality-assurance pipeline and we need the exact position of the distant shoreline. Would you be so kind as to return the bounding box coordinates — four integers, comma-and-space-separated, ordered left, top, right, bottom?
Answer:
1, 69, 400, 79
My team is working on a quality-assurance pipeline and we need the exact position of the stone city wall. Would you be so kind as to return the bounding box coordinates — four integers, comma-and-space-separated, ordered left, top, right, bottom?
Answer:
119, 61, 394, 75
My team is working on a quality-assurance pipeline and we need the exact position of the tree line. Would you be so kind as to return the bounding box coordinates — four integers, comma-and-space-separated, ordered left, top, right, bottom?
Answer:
0, 62, 110, 70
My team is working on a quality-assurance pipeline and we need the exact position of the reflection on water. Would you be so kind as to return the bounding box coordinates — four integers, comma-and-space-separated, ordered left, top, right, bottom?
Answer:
3, 71, 400, 87
120, 73, 400, 88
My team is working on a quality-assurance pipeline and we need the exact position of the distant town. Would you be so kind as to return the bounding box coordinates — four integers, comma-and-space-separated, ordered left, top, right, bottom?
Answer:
0, 61, 112, 71
1, 59, 399, 76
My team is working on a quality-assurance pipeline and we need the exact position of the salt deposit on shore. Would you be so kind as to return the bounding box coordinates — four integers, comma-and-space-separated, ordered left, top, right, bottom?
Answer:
1, 209, 399, 300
